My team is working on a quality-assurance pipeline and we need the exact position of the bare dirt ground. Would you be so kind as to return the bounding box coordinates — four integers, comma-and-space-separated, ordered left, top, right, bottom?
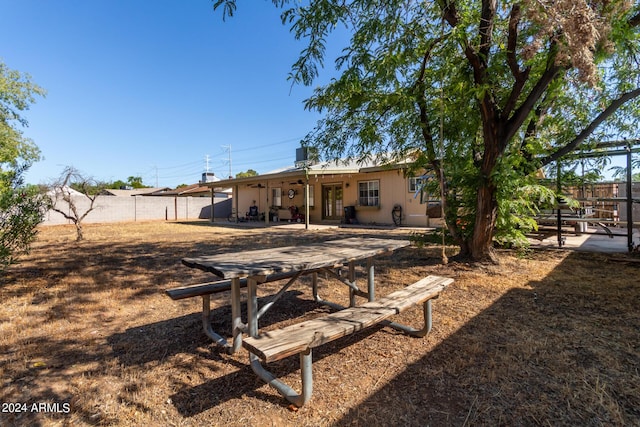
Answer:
1, 221, 639, 426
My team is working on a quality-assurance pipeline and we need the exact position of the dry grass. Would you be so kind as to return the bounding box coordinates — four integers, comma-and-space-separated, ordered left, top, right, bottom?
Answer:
1, 221, 639, 426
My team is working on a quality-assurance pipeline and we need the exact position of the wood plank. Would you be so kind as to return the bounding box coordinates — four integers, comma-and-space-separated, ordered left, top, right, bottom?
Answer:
165, 280, 236, 300
182, 237, 410, 279
242, 275, 453, 363
165, 269, 324, 300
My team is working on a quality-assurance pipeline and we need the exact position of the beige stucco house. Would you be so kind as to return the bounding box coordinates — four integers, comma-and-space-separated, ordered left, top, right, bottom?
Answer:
207, 157, 442, 227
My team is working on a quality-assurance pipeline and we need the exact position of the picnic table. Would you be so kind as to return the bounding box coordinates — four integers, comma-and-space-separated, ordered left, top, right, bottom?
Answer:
174, 237, 453, 406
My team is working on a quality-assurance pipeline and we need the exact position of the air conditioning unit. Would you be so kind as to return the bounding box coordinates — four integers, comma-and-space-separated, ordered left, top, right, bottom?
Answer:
295, 147, 317, 168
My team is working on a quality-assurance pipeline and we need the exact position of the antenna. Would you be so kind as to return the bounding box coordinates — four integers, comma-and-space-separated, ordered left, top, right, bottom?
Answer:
205, 154, 211, 173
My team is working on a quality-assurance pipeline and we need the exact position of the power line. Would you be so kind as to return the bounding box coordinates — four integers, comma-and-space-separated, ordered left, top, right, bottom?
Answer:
221, 145, 232, 179
137, 135, 306, 185
154, 160, 202, 170
231, 136, 304, 153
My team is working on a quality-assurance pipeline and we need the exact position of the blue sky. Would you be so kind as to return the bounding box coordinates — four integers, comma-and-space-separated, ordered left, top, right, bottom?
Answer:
1, 0, 338, 187
2, 1, 632, 188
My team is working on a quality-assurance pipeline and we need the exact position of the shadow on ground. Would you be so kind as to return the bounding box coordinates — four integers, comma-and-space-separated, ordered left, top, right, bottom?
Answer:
333, 251, 640, 425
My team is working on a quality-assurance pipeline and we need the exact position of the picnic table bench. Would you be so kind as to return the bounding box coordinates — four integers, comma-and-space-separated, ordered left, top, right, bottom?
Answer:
165, 270, 319, 351
169, 237, 454, 406
243, 275, 453, 406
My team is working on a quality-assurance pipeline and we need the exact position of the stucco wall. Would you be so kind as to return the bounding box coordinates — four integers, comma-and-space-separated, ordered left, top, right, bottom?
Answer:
229, 169, 442, 227
42, 195, 231, 225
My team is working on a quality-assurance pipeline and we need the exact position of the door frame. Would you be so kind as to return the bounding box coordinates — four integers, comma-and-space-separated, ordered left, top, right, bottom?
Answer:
321, 183, 343, 221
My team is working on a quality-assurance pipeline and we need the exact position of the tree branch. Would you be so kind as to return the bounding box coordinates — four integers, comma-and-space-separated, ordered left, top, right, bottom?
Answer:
479, 0, 496, 59
415, 41, 440, 159
506, 4, 521, 79
50, 207, 77, 223
501, 4, 532, 118
540, 88, 640, 166
520, 96, 551, 152
504, 57, 562, 148
439, 0, 459, 27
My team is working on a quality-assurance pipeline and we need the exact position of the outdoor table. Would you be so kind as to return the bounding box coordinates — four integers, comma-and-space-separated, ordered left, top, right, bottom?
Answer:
181, 237, 410, 353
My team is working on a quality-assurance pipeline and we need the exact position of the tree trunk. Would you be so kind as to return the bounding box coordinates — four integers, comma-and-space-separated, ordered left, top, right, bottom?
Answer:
75, 221, 84, 241
470, 182, 498, 262
470, 112, 502, 263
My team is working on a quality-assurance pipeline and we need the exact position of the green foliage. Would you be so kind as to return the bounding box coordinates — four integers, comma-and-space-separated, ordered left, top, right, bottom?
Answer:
409, 228, 456, 247
0, 61, 47, 271
0, 167, 47, 271
608, 154, 640, 181
236, 169, 259, 178
105, 176, 149, 190
213, 1, 640, 260
126, 176, 146, 188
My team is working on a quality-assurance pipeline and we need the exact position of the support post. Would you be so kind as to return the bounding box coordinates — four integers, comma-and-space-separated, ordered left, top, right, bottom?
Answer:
211, 187, 216, 226
247, 277, 259, 338
234, 184, 239, 223
231, 278, 243, 353
348, 262, 356, 307
305, 179, 310, 230
556, 161, 563, 248
627, 144, 633, 252
366, 258, 374, 302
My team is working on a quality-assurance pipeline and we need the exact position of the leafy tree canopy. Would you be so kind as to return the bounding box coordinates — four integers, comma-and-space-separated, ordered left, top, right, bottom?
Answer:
106, 176, 149, 190
214, 0, 640, 261
0, 62, 45, 188
236, 169, 259, 178
0, 61, 47, 271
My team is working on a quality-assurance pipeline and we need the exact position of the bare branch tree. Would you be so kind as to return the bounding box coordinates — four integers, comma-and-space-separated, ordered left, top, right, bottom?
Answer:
48, 167, 101, 241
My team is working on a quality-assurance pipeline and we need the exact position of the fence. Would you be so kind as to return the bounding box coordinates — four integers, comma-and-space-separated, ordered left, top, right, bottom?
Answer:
42, 195, 232, 225
619, 182, 640, 223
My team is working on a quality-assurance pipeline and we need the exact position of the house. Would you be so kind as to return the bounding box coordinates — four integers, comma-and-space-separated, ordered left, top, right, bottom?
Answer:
207, 153, 442, 227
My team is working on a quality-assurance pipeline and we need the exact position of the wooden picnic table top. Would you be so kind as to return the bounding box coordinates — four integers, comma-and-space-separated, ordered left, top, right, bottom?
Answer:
182, 237, 410, 279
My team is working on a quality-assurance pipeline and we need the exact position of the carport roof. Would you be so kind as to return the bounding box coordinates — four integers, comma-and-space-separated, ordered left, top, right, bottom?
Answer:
205, 157, 412, 190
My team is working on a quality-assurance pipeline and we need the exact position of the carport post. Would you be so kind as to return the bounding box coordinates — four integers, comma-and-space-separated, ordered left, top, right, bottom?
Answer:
211, 187, 216, 222
305, 180, 310, 229
304, 166, 310, 229
627, 144, 633, 252
234, 185, 239, 223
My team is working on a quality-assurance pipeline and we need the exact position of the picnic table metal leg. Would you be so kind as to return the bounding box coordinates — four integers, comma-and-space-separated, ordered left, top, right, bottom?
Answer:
247, 273, 313, 406
255, 272, 303, 321
382, 299, 434, 338
312, 271, 346, 311
348, 262, 356, 307
200, 279, 243, 354
201, 295, 231, 350
366, 257, 374, 302
249, 349, 312, 407
247, 277, 259, 338
230, 277, 243, 353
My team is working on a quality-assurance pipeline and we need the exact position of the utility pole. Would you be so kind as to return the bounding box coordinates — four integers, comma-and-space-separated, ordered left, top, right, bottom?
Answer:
222, 145, 232, 178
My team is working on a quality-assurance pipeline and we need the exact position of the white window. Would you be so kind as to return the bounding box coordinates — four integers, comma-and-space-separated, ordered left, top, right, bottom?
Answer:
408, 177, 424, 193
358, 180, 379, 207
272, 187, 282, 207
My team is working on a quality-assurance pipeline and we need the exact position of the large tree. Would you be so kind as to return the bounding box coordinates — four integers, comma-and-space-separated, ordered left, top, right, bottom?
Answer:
214, 0, 640, 262
0, 62, 47, 271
